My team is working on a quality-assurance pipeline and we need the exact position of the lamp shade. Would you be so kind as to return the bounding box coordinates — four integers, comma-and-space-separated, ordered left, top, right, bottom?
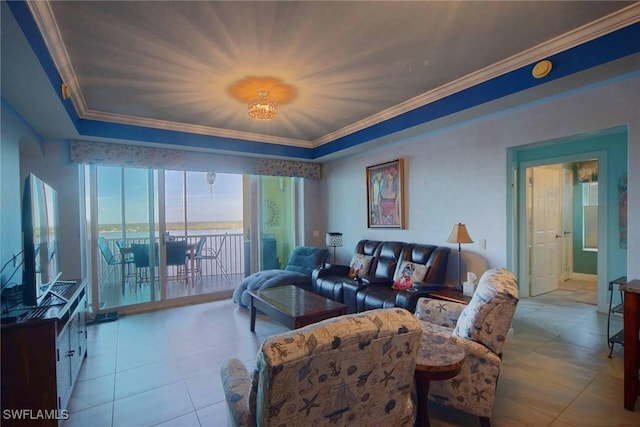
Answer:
326, 232, 343, 247
447, 223, 473, 244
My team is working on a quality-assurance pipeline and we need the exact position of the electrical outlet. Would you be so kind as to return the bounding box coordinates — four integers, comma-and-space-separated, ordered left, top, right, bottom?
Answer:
479, 239, 487, 250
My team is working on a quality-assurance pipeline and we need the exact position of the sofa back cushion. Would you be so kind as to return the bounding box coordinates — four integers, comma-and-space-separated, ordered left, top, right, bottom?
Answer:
370, 241, 405, 280
355, 239, 382, 257
284, 246, 330, 277
422, 246, 450, 283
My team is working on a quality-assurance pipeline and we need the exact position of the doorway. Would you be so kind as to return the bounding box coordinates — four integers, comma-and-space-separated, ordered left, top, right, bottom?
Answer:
526, 162, 597, 299
508, 126, 629, 313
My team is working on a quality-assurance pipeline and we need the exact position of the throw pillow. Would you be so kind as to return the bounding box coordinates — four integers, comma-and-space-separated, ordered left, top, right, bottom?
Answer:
392, 261, 428, 290
348, 254, 373, 279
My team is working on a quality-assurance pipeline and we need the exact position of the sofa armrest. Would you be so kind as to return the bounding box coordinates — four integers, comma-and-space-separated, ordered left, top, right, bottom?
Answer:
414, 297, 465, 328
395, 288, 436, 313
359, 276, 392, 286
312, 263, 350, 281
220, 358, 256, 427
411, 281, 446, 292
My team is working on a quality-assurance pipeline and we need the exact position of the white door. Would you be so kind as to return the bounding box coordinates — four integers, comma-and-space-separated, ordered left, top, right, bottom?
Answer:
530, 166, 561, 296
561, 168, 574, 281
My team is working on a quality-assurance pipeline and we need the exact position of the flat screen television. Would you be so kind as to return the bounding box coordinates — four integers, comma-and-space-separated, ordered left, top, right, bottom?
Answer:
21, 173, 61, 306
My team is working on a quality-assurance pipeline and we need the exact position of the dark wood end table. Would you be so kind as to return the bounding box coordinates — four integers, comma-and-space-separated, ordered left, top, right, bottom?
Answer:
414, 332, 466, 427
247, 285, 347, 332
621, 279, 640, 411
428, 287, 472, 305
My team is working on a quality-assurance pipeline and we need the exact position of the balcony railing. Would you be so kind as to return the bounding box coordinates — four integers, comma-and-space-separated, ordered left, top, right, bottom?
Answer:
98, 233, 245, 283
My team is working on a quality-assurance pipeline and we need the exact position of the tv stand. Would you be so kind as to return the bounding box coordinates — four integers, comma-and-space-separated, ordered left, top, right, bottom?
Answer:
1, 279, 87, 426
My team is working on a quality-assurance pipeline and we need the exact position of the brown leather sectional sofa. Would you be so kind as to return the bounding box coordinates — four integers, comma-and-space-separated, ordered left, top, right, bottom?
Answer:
312, 239, 450, 313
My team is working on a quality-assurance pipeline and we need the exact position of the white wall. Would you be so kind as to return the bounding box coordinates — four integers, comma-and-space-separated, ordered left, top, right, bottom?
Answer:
322, 74, 640, 286
20, 141, 84, 281
0, 103, 40, 289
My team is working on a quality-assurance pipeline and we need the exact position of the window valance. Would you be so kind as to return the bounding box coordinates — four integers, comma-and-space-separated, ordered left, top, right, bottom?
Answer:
254, 158, 322, 180
70, 140, 322, 179
70, 140, 187, 170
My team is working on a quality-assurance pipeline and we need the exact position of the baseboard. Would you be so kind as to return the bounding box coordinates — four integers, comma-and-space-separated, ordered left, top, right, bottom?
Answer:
569, 273, 597, 282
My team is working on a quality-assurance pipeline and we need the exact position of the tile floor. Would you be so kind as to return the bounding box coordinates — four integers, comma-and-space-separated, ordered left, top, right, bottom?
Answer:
63, 281, 638, 427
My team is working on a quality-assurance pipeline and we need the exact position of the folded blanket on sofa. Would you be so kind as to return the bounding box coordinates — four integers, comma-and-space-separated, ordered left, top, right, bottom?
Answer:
233, 246, 329, 308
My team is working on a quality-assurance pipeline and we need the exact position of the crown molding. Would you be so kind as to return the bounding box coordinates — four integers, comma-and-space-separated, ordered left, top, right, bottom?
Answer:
80, 109, 312, 148
311, 3, 640, 148
27, 1, 88, 115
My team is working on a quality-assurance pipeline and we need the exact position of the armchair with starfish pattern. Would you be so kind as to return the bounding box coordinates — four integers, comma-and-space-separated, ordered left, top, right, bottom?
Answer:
414, 267, 519, 427
220, 308, 422, 426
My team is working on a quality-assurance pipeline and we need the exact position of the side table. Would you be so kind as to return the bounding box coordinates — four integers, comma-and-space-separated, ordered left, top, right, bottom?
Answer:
414, 332, 465, 427
607, 276, 626, 357
428, 288, 472, 305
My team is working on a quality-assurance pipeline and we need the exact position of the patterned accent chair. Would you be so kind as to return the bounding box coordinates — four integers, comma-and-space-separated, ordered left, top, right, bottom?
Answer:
414, 267, 519, 427
220, 308, 422, 426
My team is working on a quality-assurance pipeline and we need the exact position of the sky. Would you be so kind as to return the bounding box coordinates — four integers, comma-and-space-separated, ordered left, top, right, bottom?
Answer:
97, 167, 243, 225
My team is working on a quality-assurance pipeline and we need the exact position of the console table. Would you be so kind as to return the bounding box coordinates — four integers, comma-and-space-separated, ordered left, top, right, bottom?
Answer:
1, 279, 87, 426
622, 279, 640, 411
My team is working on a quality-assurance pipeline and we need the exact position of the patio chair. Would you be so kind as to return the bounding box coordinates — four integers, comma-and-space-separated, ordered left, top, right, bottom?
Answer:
165, 240, 188, 287
130, 243, 157, 287
195, 233, 231, 283
97, 236, 122, 286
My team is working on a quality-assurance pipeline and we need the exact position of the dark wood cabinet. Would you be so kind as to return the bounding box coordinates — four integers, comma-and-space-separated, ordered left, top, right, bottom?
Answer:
1, 280, 87, 426
622, 280, 639, 411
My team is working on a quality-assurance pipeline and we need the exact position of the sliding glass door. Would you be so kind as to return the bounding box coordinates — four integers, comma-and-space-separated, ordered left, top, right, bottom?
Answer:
163, 170, 244, 300
89, 165, 246, 312
92, 166, 159, 310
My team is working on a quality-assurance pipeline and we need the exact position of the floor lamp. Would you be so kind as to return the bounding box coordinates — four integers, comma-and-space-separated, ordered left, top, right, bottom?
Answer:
326, 232, 343, 264
447, 223, 473, 289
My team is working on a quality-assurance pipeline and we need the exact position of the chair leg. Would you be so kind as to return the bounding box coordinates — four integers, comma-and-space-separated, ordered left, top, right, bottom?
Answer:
215, 258, 232, 283
479, 416, 491, 427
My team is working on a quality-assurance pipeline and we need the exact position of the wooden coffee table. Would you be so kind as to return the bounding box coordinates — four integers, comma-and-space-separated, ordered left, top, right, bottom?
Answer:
247, 285, 347, 332
414, 331, 466, 427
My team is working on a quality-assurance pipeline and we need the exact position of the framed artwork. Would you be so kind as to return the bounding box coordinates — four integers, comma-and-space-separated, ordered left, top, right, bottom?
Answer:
366, 159, 405, 228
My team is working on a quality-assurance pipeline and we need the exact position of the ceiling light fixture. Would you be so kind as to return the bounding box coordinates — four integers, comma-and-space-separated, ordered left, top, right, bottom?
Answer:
248, 90, 277, 120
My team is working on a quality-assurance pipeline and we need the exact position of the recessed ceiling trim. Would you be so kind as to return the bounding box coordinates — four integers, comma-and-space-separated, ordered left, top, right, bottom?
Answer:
20, 1, 640, 155
27, 0, 87, 115
311, 3, 640, 148
80, 109, 311, 148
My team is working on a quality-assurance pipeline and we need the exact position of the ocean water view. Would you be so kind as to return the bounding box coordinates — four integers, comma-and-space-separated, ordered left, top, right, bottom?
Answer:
99, 222, 243, 240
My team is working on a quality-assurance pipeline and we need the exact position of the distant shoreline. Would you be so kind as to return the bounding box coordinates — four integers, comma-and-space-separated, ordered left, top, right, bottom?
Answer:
99, 221, 243, 233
